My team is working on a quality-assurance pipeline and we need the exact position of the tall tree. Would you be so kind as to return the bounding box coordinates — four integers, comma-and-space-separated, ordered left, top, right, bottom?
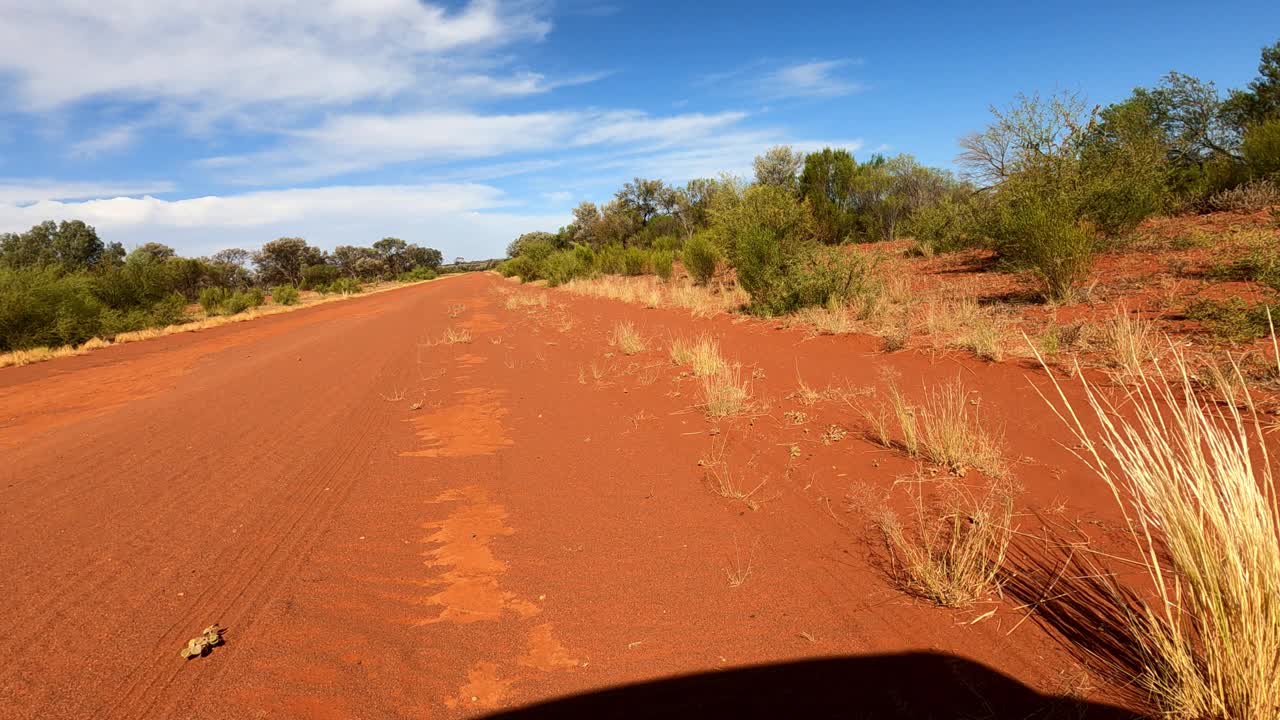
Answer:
799, 148, 859, 243
254, 237, 321, 286
615, 178, 667, 226
753, 145, 804, 190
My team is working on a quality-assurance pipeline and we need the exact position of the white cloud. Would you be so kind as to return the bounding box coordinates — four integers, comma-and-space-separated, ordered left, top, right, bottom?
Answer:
0, 0, 552, 113
0, 179, 175, 204
203, 109, 751, 184
760, 60, 863, 99
67, 124, 141, 158
0, 183, 560, 259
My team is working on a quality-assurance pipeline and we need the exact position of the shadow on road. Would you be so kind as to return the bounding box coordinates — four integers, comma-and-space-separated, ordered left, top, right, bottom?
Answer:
479, 651, 1138, 719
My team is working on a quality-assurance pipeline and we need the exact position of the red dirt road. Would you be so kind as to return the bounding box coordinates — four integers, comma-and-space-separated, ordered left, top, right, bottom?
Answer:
0, 273, 1134, 718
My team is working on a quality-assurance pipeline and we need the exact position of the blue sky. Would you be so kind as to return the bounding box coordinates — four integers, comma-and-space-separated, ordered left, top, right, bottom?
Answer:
0, 0, 1277, 260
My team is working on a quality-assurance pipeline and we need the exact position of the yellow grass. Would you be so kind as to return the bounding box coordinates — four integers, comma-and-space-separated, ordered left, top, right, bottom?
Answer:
441, 326, 473, 344
700, 441, 767, 510
1100, 306, 1156, 380
876, 471, 1014, 607
668, 333, 726, 377
701, 363, 751, 417
1034, 334, 1280, 719
610, 321, 646, 355
867, 376, 1006, 478
560, 275, 748, 318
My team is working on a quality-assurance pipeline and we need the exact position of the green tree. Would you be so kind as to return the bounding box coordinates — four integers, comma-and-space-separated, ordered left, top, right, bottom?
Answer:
753, 145, 804, 191
372, 237, 408, 276
799, 148, 859, 243
615, 178, 668, 227
254, 237, 321, 286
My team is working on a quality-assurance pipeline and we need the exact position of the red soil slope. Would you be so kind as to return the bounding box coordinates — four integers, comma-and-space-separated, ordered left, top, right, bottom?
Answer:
0, 273, 1138, 718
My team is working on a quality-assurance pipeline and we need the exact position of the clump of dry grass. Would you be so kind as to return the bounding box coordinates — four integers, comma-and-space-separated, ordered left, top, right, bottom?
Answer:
504, 293, 548, 310
611, 321, 646, 355
1100, 307, 1156, 380
559, 275, 748, 318
962, 314, 1007, 362
700, 441, 767, 510
872, 471, 1014, 607
441, 327, 473, 344
796, 303, 859, 335
701, 363, 751, 417
1034, 332, 1280, 719
669, 334, 726, 377
864, 376, 1006, 478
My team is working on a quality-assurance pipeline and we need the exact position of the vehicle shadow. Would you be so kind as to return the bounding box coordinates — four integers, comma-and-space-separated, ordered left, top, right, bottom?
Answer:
479, 651, 1139, 719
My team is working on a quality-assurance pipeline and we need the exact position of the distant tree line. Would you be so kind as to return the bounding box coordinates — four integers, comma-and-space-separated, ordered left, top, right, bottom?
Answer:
0, 226, 443, 353
502, 38, 1280, 308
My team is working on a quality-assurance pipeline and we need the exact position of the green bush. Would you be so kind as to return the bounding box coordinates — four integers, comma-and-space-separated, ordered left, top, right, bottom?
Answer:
990, 193, 1095, 303
542, 248, 593, 287
0, 267, 102, 350
1244, 118, 1280, 179
906, 196, 985, 256
397, 267, 438, 282
652, 235, 683, 253
498, 256, 538, 281
301, 264, 340, 290
652, 251, 674, 282
1186, 298, 1274, 341
198, 286, 229, 314
329, 277, 362, 295
597, 244, 626, 275
272, 285, 300, 305
1207, 242, 1280, 291
150, 292, 188, 326
731, 225, 880, 316
681, 233, 720, 285
621, 247, 649, 276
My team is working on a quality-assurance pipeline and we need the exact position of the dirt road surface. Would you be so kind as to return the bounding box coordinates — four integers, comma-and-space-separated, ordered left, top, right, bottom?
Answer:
0, 273, 1133, 718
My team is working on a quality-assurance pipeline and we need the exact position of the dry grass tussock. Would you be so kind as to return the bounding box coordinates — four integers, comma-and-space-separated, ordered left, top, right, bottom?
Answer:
699, 440, 767, 510
701, 363, 752, 417
440, 326, 473, 344
1099, 307, 1157, 381
1034, 331, 1280, 719
668, 333, 727, 377
0, 280, 432, 369
610, 321, 646, 355
560, 275, 748, 318
862, 471, 1015, 607
503, 292, 549, 310
862, 375, 1006, 478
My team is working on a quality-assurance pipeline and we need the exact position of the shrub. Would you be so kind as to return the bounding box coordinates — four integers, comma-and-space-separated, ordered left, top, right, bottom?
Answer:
1207, 241, 1280, 291
149, 292, 188, 326
621, 247, 649, 276
652, 251, 674, 282
682, 233, 720, 285
651, 235, 682, 252
330, 277, 362, 295
397, 267, 438, 282
1208, 179, 1280, 213
1186, 298, 1273, 341
272, 285, 300, 306
300, 264, 340, 290
906, 195, 984, 256
990, 193, 1094, 303
734, 228, 880, 316
198, 286, 229, 314
597, 244, 627, 275
223, 288, 263, 315
541, 248, 590, 287
1243, 118, 1280, 179
0, 266, 103, 350
498, 255, 538, 281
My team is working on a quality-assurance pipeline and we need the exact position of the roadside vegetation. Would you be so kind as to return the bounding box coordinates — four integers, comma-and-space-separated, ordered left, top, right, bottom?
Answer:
0, 228, 446, 364
500, 39, 1280, 376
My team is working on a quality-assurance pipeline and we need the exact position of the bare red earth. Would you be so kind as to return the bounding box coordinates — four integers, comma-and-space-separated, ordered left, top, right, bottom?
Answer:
0, 273, 1140, 718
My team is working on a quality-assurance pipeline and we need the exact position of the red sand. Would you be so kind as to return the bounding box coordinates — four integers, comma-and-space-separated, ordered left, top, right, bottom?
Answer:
0, 273, 1140, 718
